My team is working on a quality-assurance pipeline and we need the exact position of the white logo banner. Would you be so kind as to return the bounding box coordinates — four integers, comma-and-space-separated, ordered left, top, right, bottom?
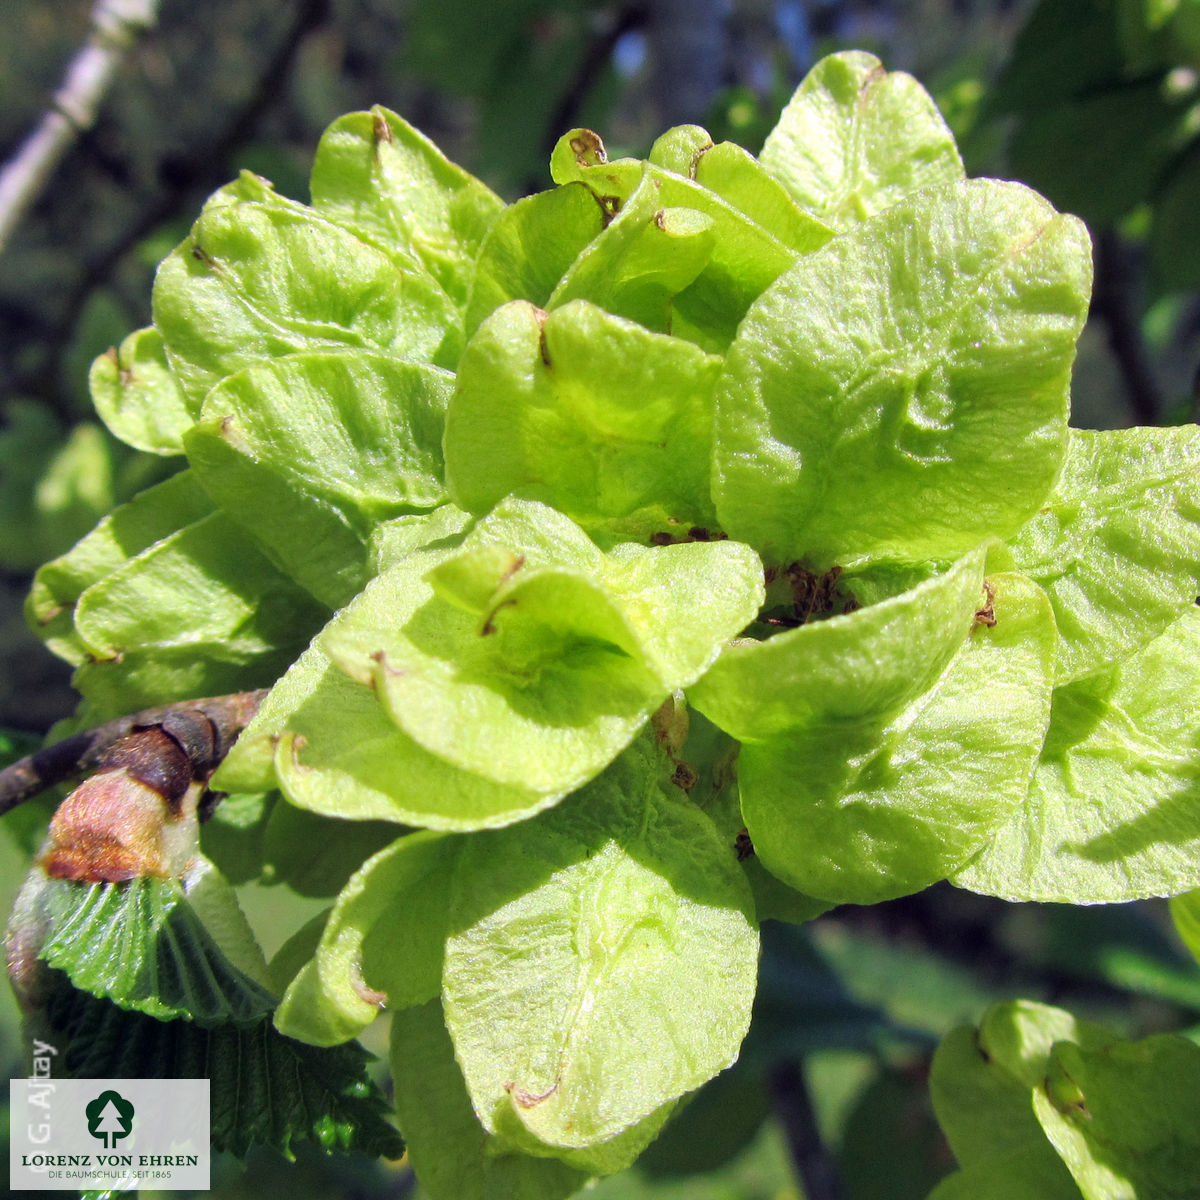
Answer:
10, 1076, 210, 1191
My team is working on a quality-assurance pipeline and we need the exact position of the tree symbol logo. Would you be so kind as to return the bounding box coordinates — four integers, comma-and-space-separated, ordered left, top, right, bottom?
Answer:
85, 1089, 135, 1149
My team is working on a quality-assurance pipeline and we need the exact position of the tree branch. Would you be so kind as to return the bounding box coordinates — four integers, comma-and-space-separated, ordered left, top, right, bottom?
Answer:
1092, 229, 1161, 426
0, 689, 266, 817
0, 0, 161, 256
536, 4, 648, 185
14, 0, 331, 418
769, 1059, 843, 1200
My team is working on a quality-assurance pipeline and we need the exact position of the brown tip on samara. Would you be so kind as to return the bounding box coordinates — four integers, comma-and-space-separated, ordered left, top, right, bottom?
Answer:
372, 109, 393, 145
190, 244, 217, 270
568, 129, 607, 166
974, 581, 997, 628
506, 1080, 559, 1109
671, 762, 698, 792
351, 965, 388, 1009
481, 597, 518, 636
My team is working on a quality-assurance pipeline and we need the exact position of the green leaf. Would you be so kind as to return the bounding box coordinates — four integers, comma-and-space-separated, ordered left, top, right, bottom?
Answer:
974, 998, 1123, 1088
546, 167, 717, 337
549, 127, 634, 188
647, 124, 716, 176
1007, 426, 1200, 683
956, 605, 1200, 901
391, 999, 590, 1200
221, 489, 756, 832
930, 1024, 1081, 1197
759, 50, 964, 229
1170, 889, 1200, 965
547, 137, 806, 349
153, 200, 456, 406
1150, 137, 1200, 292
262, 802, 401, 898
186, 350, 452, 607
325, 498, 763, 797
690, 543, 989, 741
369, 501, 474, 573
732, 572, 1055, 904
89, 326, 195, 455
0, 401, 74, 572
837, 1067, 947, 1200
27, 469, 214, 666
1007, 77, 1188, 228
691, 138, 835, 253
71, 648, 266, 729
205, 507, 525, 829
442, 735, 758, 1162
928, 999, 1125, 1198
635, 1052, 772, 1176
34, 872, 274, 1025
988, 0, 1125, 115
309, 106, 505, 309
1032, 1032, 1200, 1198
69, 510, 329, 718
199, 791, 272, 885
44, 978, 403, 1161
689, 710, 828, 925
465, 183, 605, 338
253, 638, 552, 828
0, 404, 117, 572
0, 726, 40, 769
928, 1152, 1083, 1200
267, 909, 328, 995
445, 299, 722, 539
804, 920, 1001, 1044
712, 180, 1091, 567
275, 830, 456, 1046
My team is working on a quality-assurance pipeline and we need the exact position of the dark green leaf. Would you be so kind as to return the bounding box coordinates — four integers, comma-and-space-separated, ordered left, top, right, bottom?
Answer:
36, 874, 275, 1025
43, 977, 403, 1161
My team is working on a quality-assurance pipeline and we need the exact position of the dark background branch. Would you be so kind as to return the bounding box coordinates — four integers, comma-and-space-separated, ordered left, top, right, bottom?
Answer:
770, 1059, 844, 1200
1093, 229, 1162, 426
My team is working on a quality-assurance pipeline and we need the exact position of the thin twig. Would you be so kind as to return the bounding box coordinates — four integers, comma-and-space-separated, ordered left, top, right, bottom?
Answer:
14, 0, 331, 418
534, 4, 648, 190
0, 689, 267, 817
1093, 229, 1161, 426
0, 0, 161, 256
769, 1059, 843, 1200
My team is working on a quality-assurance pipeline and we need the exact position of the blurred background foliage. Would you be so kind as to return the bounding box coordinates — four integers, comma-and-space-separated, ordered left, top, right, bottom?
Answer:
3, 1, 1200, 1198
